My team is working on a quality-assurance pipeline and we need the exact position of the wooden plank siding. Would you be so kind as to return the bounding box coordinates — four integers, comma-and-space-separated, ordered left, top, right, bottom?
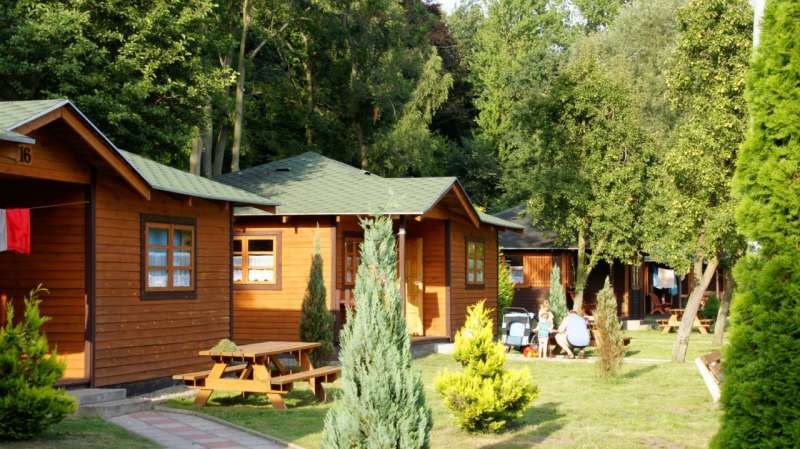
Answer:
0, 181, 88, 380
232, 217, 334, 343
449, 221, 498, 335
93, 172, 232, 386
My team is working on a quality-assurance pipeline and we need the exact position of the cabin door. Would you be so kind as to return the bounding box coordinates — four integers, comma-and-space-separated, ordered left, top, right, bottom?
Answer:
404, 238, 424, 336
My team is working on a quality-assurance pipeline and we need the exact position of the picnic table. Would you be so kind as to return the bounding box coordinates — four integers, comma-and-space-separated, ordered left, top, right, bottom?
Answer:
658, 308, 712, 334
173, 341, 340, 409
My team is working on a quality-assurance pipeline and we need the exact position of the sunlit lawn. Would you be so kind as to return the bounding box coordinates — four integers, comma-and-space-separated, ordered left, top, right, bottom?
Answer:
2, 416, 159, 449
167, 330, 723, 449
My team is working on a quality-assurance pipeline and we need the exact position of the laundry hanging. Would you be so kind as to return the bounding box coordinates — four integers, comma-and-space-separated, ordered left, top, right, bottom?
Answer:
0, 209, 30, 255
658, 267, 676, 289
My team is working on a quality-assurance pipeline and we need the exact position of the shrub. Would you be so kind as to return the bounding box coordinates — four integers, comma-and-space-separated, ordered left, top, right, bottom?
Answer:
0, 285, 77, 440
322, 217, 431, 449
497, 251, 514, 315
299, 230, 335, 366
436, 300, 537, 432
548, 264, 568, 324
713, 1, 800, 447
700, 295, 720, 321
593, 278, 625, 377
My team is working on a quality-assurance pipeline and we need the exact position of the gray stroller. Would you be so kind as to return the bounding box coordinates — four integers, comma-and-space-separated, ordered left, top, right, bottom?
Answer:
500, 307, 537, 352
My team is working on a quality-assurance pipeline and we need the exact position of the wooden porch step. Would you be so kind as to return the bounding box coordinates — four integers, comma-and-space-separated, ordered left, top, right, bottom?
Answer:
270, 366, 340, 386
173, 364, 247, 387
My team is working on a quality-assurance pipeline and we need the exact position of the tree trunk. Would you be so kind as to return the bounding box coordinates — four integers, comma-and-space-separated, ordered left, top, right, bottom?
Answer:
230, 0, 251, 173
301, 32, 314, 147
713, 269, 734, 347
201, 103, 213, 178
572, 225, 590, 314
672, 256, 720, 362
189, 131, 202, 175
213, 125, 229, 177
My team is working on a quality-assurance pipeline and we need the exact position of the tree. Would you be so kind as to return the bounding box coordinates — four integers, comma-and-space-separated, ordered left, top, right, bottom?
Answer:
547, 264, 568, 325
593, 278, 624, 377
712, 1, 800, 446
497, 251, 514, 316
572, 0, 630, 32
299, 230, 334, 366
0, 0, 230, 167
321, 216, 431, 449
649, 0, 751, 362
712, 269, 733, 347
436, 300, 537, 432
0, 286, 77, 440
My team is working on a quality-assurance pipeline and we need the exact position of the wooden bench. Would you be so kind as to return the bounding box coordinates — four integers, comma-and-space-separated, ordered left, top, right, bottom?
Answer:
695, 350, 722, 402
271, 366, 340, 401
173, 364, 248, 388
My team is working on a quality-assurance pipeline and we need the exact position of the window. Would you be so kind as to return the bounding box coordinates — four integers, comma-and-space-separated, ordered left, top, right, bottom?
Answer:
344, 237, 362, 286
466, 239, 485, 286
233, 235, 280, 287
506, 255, 524, 285
142, 216, 196, 299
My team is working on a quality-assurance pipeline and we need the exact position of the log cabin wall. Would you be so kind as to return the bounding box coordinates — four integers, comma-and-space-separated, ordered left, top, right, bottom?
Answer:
231, 216, 334, 343
504, 249, 573, 315
93, 172, 232, 386
449, 220, 498, 335
0, 179, 88, 381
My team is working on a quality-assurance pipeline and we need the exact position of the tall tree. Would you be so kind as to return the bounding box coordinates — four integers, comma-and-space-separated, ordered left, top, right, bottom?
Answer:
0, 0, 230, 166
299, 231, 334, 366
322, 217, 431, 449
649, 0, 751, 362
712, 0, 800, 446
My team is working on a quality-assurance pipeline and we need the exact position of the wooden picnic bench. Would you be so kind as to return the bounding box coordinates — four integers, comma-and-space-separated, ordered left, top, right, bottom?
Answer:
659, 309, 712, 334
695, 350, 722, 401
173, 341, 340, 409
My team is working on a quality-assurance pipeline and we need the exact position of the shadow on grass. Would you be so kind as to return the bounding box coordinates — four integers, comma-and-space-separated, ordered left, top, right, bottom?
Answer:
625, 349, 642, 357
479, 401, 565, 449
621, 364, 658, 379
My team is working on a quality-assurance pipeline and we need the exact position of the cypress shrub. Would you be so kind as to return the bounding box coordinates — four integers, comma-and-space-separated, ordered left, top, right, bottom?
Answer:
712, 1, 800, 447
436, 300, 537, 432
0, 286, 77, 440
548, 264, 568, 324
321, 217, 431, 449
497, 251, 515, 315
299, 230, 335, 366
593, 278, 625, 377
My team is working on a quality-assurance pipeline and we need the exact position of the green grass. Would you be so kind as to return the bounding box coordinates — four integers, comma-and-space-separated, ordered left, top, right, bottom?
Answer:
167, 330, 723, 449
2, 416, 159, 449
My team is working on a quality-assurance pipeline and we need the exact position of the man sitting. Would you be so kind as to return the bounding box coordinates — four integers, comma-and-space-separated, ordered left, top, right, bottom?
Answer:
555, 310, 590, 358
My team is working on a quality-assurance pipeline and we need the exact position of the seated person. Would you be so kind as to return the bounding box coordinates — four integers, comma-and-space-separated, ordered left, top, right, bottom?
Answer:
555, 310, 590, 358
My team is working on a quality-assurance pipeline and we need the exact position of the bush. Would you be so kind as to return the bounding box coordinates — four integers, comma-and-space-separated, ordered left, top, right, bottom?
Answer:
497, 251, 515, 317
700, 295, 720, 321
321, 217, 431, 449
713, 1, 800, 446
548, 264, 568, 324
299, 230, 335, 366
593, 278, 625, 377
0, 285, 77, 440
436, 300, 537, 432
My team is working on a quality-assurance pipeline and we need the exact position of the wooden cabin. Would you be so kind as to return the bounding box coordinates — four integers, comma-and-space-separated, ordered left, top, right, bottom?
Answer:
215, 152, 523, 341
496, 205, 724, 319
0, 100, 277, 388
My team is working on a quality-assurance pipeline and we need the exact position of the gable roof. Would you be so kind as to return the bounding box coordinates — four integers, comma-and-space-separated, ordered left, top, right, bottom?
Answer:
496, 205, 574, 249
217, 151, 522, 230
0, 100, 278, 208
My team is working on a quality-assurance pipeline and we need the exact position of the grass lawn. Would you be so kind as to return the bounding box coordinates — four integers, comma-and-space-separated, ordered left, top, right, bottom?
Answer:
2, 416, 159, 449
167, 330, 723, 449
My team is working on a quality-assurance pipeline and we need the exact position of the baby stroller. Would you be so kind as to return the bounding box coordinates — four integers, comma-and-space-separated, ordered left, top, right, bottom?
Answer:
501, 307, 537, 352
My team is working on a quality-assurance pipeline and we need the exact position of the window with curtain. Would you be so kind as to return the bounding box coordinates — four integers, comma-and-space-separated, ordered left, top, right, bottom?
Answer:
344, 237, 362, 286
466, 239, 485, 286
506, 254, 524, 285
233, 235, 279, 286
142, 216, 196, 299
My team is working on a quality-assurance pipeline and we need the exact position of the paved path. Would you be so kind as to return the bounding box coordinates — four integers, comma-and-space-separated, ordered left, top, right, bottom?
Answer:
111, 410, 286, 449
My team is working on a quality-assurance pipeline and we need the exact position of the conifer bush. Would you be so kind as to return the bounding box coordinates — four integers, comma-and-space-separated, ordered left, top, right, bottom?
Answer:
0, 285, 77, 440
548, 265, 568, 324
299, 231, 334, 366
436, 300, 537, 433
497, 252, 514, 315
593, 278, 625, 377
713, 1, 800, 446
321, 217, 431, 449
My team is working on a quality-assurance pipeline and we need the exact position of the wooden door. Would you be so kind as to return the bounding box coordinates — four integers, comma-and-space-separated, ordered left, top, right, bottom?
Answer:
404, 238, 424, 336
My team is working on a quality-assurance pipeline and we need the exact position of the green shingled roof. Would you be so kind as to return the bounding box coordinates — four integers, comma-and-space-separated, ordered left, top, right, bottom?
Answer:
0, 100, 278, 207
216, 152, 523, 229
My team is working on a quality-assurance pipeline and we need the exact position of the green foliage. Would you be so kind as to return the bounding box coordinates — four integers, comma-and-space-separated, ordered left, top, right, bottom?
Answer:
713, 1, 800, 447
573, 0, 629, 32
299, 231, 335, 366
497, 252, 514, 315
0, 285, 78, 440
210, 338, 240, 353
436, 300, 537, 433
700, 296, 720, 321
547, 265, 568, 325
322, 216, 431, 449
0, 0, 229, 166
593, 278, 624, 377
